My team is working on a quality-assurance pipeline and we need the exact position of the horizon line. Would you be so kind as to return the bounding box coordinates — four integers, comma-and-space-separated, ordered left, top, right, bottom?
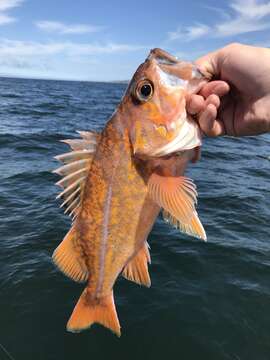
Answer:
0, 74, 129, 84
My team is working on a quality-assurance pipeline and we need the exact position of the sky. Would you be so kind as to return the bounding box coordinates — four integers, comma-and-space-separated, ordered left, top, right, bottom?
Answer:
0, 0, 269, 81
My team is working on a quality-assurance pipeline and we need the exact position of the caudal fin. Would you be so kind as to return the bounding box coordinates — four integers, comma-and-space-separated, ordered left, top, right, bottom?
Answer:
67, 289, 121, 337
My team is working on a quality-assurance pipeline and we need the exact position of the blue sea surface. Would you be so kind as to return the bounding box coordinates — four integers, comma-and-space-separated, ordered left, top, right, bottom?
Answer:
1, 76, 270, 360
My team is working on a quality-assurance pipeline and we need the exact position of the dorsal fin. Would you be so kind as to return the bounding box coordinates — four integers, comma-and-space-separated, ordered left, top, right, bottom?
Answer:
53, 130, 99, 220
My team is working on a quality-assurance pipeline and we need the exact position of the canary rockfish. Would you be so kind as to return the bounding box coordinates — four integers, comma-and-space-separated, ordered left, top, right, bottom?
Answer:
52, 48, 209, 336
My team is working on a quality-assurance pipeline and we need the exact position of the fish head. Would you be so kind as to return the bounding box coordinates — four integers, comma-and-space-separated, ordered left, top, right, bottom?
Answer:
120, 48, 210, 158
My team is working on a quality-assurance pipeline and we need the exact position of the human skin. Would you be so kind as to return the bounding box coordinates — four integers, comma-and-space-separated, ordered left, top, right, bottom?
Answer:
186, 43, 270, 136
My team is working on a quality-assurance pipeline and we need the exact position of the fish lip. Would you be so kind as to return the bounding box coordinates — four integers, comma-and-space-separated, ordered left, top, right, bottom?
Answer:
150, 49, 210, 94
148, 48, 178, 64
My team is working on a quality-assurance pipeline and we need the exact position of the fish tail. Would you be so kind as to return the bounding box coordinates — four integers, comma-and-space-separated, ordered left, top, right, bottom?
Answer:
67, 289, 121, 337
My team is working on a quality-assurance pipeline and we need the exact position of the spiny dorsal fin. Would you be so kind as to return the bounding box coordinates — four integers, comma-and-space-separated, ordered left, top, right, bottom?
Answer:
54, 130, 99, 220
122, 242, 151, 287
148, 172, 206, 241
77, 130, 101, 142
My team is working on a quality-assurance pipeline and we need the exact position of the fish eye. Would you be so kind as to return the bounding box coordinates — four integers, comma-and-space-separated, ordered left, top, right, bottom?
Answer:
135, 80, 154, 102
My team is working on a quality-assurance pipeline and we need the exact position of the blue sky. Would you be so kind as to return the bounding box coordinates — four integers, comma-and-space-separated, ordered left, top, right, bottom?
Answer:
0, 0, 269, 81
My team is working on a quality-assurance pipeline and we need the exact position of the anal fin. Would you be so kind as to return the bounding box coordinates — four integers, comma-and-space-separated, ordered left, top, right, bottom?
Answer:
122, 242, 151, 287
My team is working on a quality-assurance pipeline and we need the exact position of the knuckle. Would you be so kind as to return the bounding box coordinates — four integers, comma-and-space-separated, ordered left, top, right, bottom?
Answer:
225, 42, 242, 52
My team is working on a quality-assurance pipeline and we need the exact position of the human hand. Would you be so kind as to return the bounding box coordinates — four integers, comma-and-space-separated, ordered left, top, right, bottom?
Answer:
187, 43, 270, 136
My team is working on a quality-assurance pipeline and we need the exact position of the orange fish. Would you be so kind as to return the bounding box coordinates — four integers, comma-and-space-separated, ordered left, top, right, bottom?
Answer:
53, 48, 210, 336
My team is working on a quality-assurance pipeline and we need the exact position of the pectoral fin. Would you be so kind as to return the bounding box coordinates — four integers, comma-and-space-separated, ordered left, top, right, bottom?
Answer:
163, 210, 206, 240
122, 242, 151, 287
148, 173, 206, 240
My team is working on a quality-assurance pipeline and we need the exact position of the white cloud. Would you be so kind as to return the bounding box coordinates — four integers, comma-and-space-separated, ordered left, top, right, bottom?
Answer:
0, 0, 23, 11
168, 24, 210, 41
216, 0, 270, 36
36, 20, 104, 35
0, 12, 13, 24
0, 0, 23, 24
230, 0, 270, 18
0, 39, 146, 57
168, 0, 270, 41
0, 38, 148, 80
0, 38, 147, 74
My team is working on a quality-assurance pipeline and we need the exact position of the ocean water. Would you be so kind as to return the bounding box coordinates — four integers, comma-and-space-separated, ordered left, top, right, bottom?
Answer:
1, 76, 270, 360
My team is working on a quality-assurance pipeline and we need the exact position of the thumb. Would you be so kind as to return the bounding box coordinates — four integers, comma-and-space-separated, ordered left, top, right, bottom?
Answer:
195, 50, 221, 79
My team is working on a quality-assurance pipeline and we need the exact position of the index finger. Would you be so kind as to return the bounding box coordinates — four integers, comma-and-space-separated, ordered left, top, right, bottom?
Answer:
199, 80, 230, 98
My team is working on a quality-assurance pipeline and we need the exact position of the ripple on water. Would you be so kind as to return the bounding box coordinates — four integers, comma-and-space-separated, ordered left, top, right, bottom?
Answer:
1, 77, 270, 360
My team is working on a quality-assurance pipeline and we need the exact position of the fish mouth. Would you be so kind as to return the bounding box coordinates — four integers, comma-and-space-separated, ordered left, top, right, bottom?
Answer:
148, 48, 210, 93
145, 48, 207, 158
147, 48, 179, 65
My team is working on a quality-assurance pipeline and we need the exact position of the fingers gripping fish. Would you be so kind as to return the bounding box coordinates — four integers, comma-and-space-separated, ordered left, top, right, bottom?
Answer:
52, 48, 210, 336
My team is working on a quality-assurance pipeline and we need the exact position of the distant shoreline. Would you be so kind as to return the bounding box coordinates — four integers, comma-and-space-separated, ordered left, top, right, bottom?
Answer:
0, 75, 129, 84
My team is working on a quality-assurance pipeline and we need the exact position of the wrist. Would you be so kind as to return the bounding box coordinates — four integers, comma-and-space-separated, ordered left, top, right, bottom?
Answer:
262, 94, 270, 133
254, 94, 270, 134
